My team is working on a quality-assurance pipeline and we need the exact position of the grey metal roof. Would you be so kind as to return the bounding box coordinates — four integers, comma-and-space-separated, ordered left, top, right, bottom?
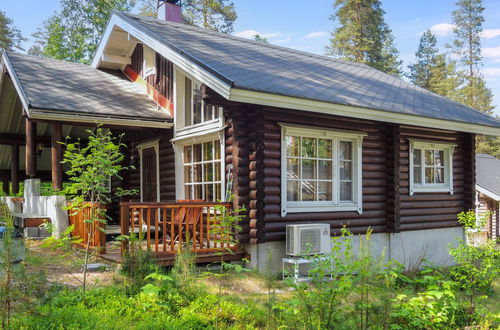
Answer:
5, 52, 170, 122
118, 11, 500, 129
476, 154, 500, 197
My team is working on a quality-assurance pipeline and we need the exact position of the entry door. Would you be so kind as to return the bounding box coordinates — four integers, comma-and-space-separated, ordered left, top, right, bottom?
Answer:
142, 147, 158, 202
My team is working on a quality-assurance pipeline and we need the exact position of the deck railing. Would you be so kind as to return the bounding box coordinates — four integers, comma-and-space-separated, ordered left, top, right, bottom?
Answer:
119, 201, 236, 257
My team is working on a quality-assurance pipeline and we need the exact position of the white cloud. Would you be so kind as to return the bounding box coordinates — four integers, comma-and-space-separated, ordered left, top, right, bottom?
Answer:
430, 23, 455, 36
482, 68, 500, 77
233, 30, 282, 39
274, 37, 292, 44
481, 29, 500, 39
494, 58, 500, 63
304, 31, 328, 39
483, 46, 500, 58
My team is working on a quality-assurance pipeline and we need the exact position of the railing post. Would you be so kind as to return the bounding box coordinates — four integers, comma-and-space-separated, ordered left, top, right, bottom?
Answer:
120, 203, 130, 256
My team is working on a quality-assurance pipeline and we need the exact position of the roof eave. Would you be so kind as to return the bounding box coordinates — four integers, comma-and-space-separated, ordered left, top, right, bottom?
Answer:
229, 88, 500, 136
476, 184, 500, 201
30, 108, 173, 129
91, 11, 233, 100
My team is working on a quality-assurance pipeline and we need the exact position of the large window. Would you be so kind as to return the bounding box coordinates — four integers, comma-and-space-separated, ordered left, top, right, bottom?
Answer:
184, 77, 221, 127
409, 139, 456, 195
183, 140, 223, 201
280, 124, 365, 215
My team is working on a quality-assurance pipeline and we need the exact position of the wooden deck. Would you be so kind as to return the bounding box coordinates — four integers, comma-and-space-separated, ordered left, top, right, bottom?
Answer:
72, 201, 246, 265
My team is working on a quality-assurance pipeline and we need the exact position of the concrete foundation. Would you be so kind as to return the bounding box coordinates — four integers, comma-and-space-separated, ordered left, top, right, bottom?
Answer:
245, 227, 465, 273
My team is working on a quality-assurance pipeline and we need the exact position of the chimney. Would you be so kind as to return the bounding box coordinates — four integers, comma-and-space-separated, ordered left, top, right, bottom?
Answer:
158, 0, 182, 23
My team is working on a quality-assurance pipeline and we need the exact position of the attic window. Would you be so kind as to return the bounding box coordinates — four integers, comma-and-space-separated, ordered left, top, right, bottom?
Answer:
408, 139, 456, 195
143, 45, 156, 78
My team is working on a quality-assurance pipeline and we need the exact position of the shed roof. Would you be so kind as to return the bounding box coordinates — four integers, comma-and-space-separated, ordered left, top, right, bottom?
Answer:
115, 11, 500, 131
476, 154, 500, 200
3, 52, 171, 126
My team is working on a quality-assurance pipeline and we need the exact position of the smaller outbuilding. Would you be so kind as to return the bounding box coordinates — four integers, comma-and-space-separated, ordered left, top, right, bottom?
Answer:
476, 154, 500, 241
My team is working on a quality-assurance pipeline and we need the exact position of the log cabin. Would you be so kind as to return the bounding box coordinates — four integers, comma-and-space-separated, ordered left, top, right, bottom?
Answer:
0, 2, 499, 269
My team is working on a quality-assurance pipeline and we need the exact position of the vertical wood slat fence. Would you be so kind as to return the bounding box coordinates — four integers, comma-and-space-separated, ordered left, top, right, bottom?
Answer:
119, 202, 235, 257
68, 204, 106, 254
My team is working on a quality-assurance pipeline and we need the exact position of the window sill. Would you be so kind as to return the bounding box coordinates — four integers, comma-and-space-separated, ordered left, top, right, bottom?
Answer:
176, 119, 221, 136
410, 185, 453, 195
282, 204, 361, 217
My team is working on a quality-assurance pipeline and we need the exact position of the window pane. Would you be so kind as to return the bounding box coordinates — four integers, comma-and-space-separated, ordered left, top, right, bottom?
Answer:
184, 145, 192, 163
413, 166, 421, 184
184, 78, 192, 126
193, 86, 202, 125
214, 162, 221, 181
194, 164, 202, 182
287, 181, 299, 201
413, 149, 421, 165
318, 139, 332, 158
302, 159, 317, 180
318, 160, 332, 180
204, 104, 214, 122
193, 185, 202, 199
435, 150, 444, 166
193, 144, 202, 162
184, 165, 192, 183
203, 141, 213, 161
425, 167, 434, 183
435, 167, 444, 184
340, 182, 352, 202
340, 141, 352, 161
204, 163, 213, 181
302, 137, 317, 158
425, 150, 433, 166
215, 184, 221, 201
318, 182, 332, 201
214, 142, 221, 159
286, 136, 300, 156
287, 158, 299, 179
340, 161, 352, 180
301, 181, 317, 201
185, 185, 192, 200
205, 184, 214, 201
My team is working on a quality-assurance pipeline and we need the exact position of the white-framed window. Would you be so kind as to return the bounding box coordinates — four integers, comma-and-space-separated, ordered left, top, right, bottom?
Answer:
280, 123, 365, 216
143, 45, 156, 78
408, 139, 456, 195
173, 132, 225, 202
184, 77, 221, 128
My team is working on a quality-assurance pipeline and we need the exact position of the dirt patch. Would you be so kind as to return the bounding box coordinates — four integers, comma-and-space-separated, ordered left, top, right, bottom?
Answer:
25, 240, 121, 289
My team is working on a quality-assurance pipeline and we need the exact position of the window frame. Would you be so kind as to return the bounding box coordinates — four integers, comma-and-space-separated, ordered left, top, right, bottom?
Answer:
183, 76, 222, 129
172, 131, 226, 202
408, 139, 456, 196
279, 123, 365, 216
143, 45, 156, 78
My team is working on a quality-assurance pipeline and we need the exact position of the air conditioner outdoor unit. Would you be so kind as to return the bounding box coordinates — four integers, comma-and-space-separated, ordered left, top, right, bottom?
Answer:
286, 223, 330, 257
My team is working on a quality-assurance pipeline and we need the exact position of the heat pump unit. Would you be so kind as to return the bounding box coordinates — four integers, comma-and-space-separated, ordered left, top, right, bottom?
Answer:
286, 223, 330, 256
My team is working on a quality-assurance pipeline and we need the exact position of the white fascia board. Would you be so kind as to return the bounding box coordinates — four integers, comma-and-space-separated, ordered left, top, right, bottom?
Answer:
30, 109, 173, 129
91, 14, 232, 100
229, 88, 500, 136
1, 52, 30, 114
476, 184, 500, 201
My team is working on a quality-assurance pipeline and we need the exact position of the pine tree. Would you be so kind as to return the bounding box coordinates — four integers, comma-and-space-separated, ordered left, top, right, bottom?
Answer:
449, 0, 494, 113
182, 0, 237, 34
138, 0, 158, 18
0, 11, 25, 52
408, 30, 439, 89
427, 54, 462, 99
253, 34, 269, 43
29, 0, 135, 63
326, 0, 402, 76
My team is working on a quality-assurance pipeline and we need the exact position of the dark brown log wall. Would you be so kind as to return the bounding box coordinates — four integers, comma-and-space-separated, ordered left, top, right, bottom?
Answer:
129, 44, 174, 102
398, 126, 472, 231
224, 105, 474, 243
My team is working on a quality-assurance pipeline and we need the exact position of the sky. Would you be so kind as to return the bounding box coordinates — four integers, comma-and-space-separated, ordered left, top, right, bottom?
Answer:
2, 0, 500, 116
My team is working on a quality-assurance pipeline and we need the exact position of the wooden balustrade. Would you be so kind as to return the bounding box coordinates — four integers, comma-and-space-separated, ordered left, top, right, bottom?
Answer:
68, 203, 106, 254
119, 201, 236, 257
